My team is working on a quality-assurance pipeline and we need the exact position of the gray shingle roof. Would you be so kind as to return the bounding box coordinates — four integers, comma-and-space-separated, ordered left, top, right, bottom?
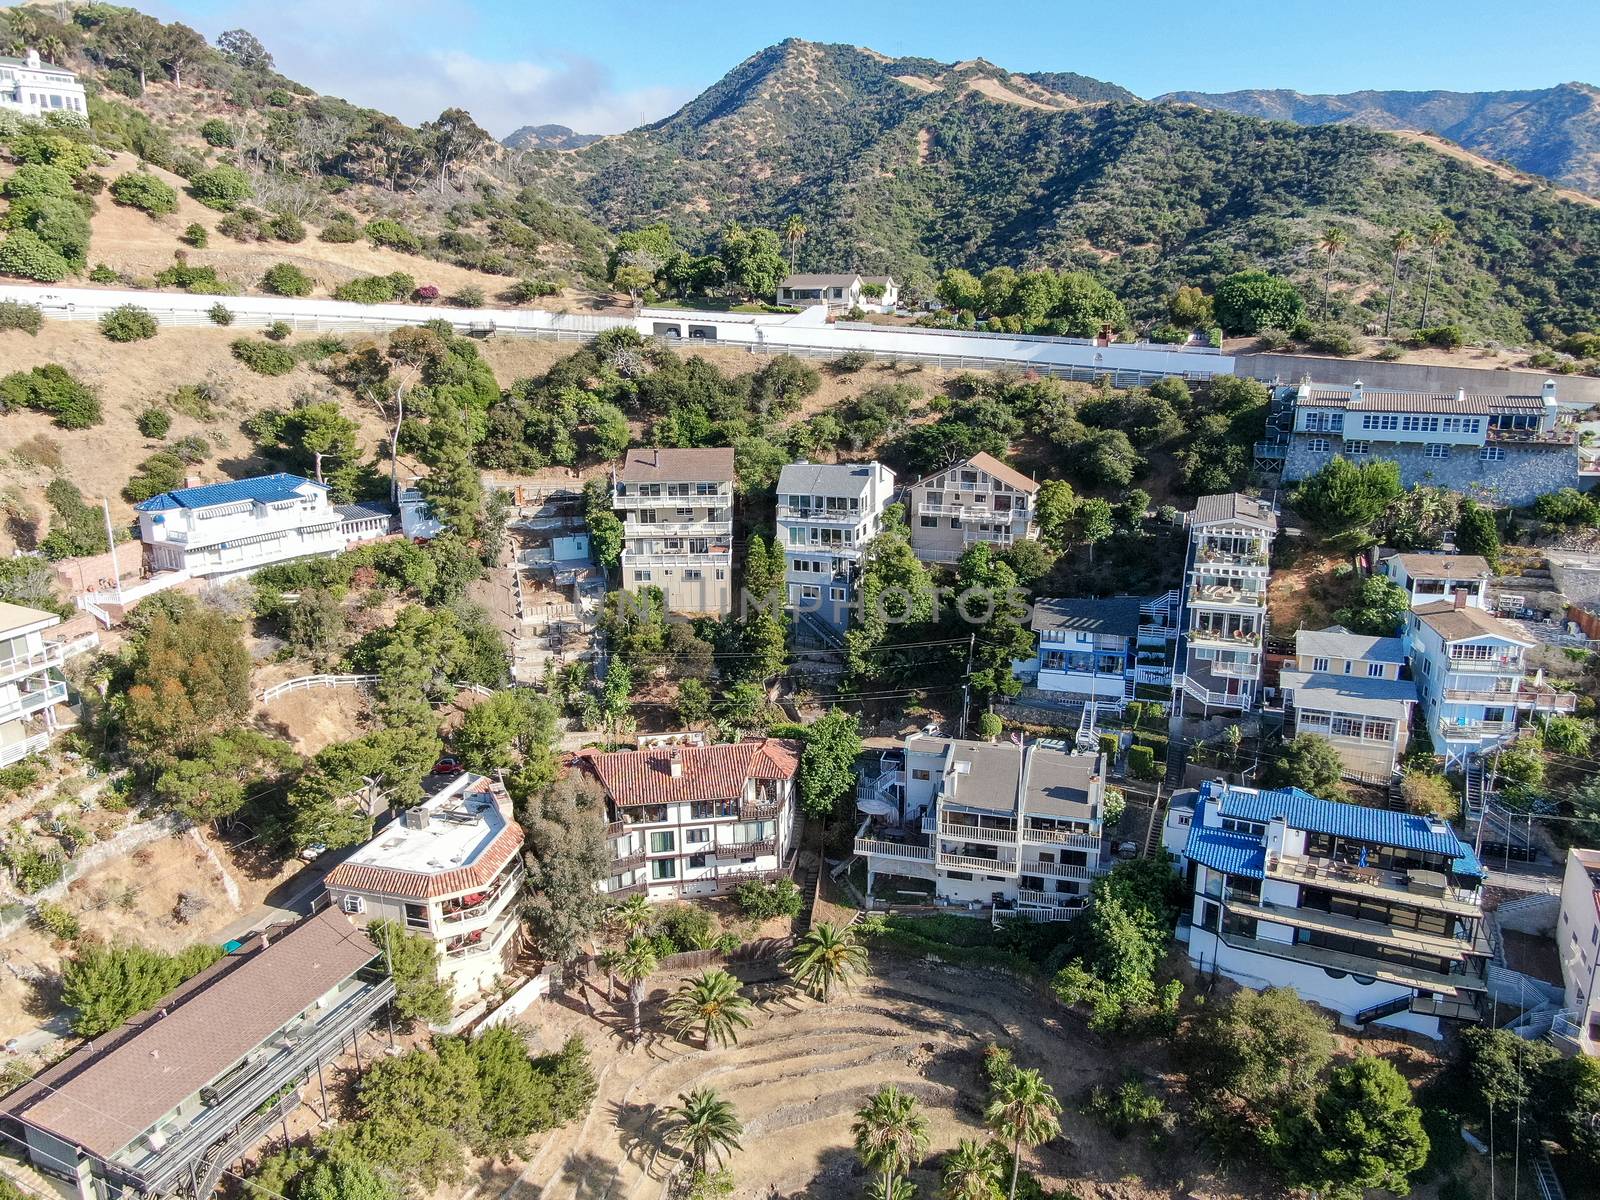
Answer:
1279, 668, 1418, 718
615, 447, 734, 484
776, 461, 888, 498
1191, 493, 1277, 531
1031, 596, 1145, 637
1295, 625, 1408, 664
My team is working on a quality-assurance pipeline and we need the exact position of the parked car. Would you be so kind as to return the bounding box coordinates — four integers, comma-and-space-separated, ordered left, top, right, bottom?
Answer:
431, 756, 465, 776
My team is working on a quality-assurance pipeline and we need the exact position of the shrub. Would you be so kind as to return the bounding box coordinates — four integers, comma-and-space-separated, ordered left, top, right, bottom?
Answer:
216, 212, 256, 241
189, 165, 252, 211
182, 222, 208, 248
1098, 733, 1118, 761
266, 213, 306, 243
260, 263, 313, 297
3, 163, 76, 201
199, 118, 236, 148
231, 339, 297, 376
87, 263, 118, 283
0, 229, 71, 282
1409, 324, 1466, 350
450, 284, 485, 308
0, 300, 43, 335
109, 172, 178, 216
208, 302, 234, 325
123, 451, 188, 503
170, 434, 211, 464
0, 364, 101, 428
414, 284, 440, 303
318, 214, 360, 243
154, 261, 232, 294
364, 218, 421, 252
1374, 344, 1405, 361
976, 711, 1003, 739
34, 900, 80, 942
656, 903, 716, 952
1127, 745, 1157, 779
265, 321, 292, 341
136, 407, 171, 438
503, 278, 554, 303
99, 305, 158, 342
266, 89, 293, 107
332, 273, 413, 304
1305, 323, 1359, 356
832, 350, 872, 373
734, 877, 804, 921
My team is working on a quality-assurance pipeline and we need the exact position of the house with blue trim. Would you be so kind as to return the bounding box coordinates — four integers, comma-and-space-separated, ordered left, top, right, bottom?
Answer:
136, 474, 393, 581
1163, 780, 1489, 1038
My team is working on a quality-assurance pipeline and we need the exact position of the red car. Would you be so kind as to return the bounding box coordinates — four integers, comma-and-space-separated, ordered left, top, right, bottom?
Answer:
431, 756, 465, 776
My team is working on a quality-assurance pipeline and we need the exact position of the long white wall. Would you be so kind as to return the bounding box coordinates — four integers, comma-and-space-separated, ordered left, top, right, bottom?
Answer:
0, 285, 1234, 384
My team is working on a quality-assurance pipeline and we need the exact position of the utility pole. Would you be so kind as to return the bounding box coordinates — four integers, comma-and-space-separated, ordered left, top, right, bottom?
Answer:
957, 632, 976, 739
101, 496, 123, 605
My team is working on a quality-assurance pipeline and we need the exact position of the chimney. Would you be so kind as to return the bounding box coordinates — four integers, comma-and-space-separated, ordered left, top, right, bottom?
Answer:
1454, 587, 1468, 610
184, 474, 203, 489
652, 449, 660, 469
1543, 379, 1558, 402
25, 48, 41, 69
668, 750, 683, 779
1351, 380, 1363, 401
1456, 388, 1467, 404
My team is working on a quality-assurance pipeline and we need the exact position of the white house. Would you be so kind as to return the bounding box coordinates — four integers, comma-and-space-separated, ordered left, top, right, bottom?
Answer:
775, 460, 895, 633
1175, 494, 1276, 714
1378, 552, 1493, 610
776, 274, 897, 314
1406, 596, 1574, 769
578, 738, 800, 901
1165, 780, 1489, 1039
136, 474, 392, 581
1554, 847, 1600, 1055
0, 50, 87, 117
0, 602, 96, 767
1279, 626, 1416, 779
854, 735, 1107, 919
323, 773, 525, 1007
1016, 596, 1177, 705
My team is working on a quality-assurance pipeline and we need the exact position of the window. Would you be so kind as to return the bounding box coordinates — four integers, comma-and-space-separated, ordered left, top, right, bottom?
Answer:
799, 585, 820, 600
649, 831, 676, 854
688, 853, 708, 869
716, 568, 726, 580
830, 587, 847, 601
949, 518, 962, 529
1423, 443, 1449, 459
1361, 414, 1400, 431
682, 569, 703, 582
1368, 662, 1385, 677
1343, 440, 1371, 455
651, 859, 677, 880
912, 769, 930, 780
633, 570, 652, 582
1312, 657, 1330, 672
1307, 437, 1331, 453
920, 515, 938, 527
685, 827, 711, 845
1481, 446, 1506, 461
1401, 416, 1440, 432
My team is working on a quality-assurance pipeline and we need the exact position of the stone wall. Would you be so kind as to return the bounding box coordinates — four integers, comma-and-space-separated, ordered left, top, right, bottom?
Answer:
1282, 434, 1584, 506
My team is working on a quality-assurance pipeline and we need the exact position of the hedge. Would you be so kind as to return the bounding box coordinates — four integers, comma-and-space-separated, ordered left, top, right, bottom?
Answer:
109, 172, 178, 217
230, 339, 297, 376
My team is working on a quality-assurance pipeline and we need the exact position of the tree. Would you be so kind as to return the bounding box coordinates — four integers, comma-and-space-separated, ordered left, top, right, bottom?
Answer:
298, 1158, 396, 1200
782, 214, 806, 273
664, 969, 753, 1050
585, 479, 624, 572
469, 1026, 589, 1158
1418, 220, 1452, 329
677, 677, 711, 727
99, 8, 164, 89
942, 1139, 1003, 1200
718, 222, 787, 298
616, 936, 658, 1041
1266, 734, 1346, 798
1292, 1056, 1428, 1200
1317, 226, 1348, 315
853, 1085, 930, 1199
122, 604, 252, 758
61, 941, 224, 1036
1333, 575, 1410, 637
1034, 480, 1077, 552
1455, 499, 1500, 568
152, 730, 301, 824
952, 544, 1033, 705
1077, 498, 1113, 564
216, 28, 274, 72
1384, 229, 1417, 337
938, 269, 985, 313
455, 689, 557, 777
367, 919, 451, 1026
1400, 772, 1457, 818
786, 921, 867, 1000
284, 586, 345, 666
420, 108, 492, 193
156, 22, 208, 86
986, 1068, 1062, 1200
1292, 456, 1402, 540
798, 709, 862, 820
521, 773, 610, 967
353, 1039, 482, 1187
666, 1088, 743, 1171
1213, 270, 1305, 335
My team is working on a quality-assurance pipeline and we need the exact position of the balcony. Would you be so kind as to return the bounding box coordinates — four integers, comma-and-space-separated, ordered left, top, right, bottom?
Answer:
1188, 584, 1266, 609
1019, 858, 1094, 880
855, 837, 934, 864
1441, 685, 1577, 712
1017, 887, 1083, 908
623, 549, 732, 565
0, 642, 63, 684
611, 848, 646, 871
938, 850, 1017, 873
740, 798, 785, 820
1182, 675, 1251, 708
929, 817, 1018, 844
1443, 655, 1523, 674
918, 500, 1029, 522
439, 867, 524, 926
1194, 544, 1268, 568
1435, 716, 1515, 740
1022, 826, 1101, 850
777, 504, 862, 524
1485, 425, 1574, 445
1265, 854, 1485, 916
613, 489, 730, 509
624, 519, 732, 536
0, 679, 67, 723
725, 837, 777, 858
1189, 627, 1262, 649
0, 731, 50, 767
1224, 895, 1489, 959
1217, 930, 1486, 997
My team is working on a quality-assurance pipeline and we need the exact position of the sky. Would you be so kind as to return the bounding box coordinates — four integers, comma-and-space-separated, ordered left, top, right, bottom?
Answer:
141, 0, 1600, 138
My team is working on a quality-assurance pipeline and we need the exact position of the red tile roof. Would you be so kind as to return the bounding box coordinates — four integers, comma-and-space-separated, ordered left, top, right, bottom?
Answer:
323, 820, 525, 900
577, 738, 800, 807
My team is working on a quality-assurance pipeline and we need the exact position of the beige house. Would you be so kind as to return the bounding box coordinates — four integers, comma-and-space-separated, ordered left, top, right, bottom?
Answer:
906, 452, 1039, 566
1378, 552, 1493, 610
612, 447, 735, 614
1279, 626, 1417, 778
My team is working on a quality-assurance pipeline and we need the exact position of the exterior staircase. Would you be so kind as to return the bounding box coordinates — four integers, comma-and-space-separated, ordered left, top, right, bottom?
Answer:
1386, 775, 1407, 812
1533, 1149, 1566, 1200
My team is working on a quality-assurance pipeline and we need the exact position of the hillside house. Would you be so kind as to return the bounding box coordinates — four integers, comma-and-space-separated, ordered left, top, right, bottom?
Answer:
577, 738, 800, 901
776, 460, 896, 632
323, 773, 524, 1006
612, 448, 735, 615
854, 735, 1107, 919
0, 49, 86, 116
1014, 595, 1176, 705
906, 452, 1039, 566
1279, 627, 1416, 779
1165, 781, 1489, 1039
1554, 847, 1600, 1055
1378, 552, 1493, 610
0, 908, 392, 1200
1280, 378, 1581, 506
1174, 494, 1276, 714
775, 273, 896, 313
0, 602, 96, 767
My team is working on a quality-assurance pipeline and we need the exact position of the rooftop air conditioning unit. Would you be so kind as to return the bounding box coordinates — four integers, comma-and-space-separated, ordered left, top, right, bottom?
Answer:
342, 895, 365, 915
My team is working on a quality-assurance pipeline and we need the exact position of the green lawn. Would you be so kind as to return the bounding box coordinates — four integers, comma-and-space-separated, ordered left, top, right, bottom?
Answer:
648, 297, 799, 315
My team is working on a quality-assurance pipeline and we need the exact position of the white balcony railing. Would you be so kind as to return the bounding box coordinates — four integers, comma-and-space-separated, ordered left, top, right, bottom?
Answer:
0, 731, 50, 767
855, 837, 934, 863
938, 850, 1017, 873
0, 643, 63, 683
0, 680, 67, 723
776, 505, 862, 524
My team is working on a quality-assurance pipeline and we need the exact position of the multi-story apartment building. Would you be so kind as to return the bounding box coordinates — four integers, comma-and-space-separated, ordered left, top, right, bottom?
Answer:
1279, 626, 1417, 779
0, 907, 393, 1200
137, 473, 392, 581
775, 460, 896, 632
612, 448, 735, 614
323, 773, 524, 1007
1407, 595, 1575, 768
906, 452, 1039, 566
854, 735, 1107, 919
1280, 378, 1577, 506
1165, 780, 1489, 1039
0, 602, 95, 767
0, 49, 87, 116
578, 738, 800, 901
1378, 552, 1493, 610
1174, 493, 1276, 715
1015, 595, 1176, 705
1554, 847, 1600, 1055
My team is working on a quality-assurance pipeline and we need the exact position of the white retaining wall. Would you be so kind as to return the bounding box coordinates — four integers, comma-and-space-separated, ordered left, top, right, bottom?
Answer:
0, 286, 1234, 383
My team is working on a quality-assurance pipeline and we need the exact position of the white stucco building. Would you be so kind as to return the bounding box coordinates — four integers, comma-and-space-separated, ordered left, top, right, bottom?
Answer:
1555, 847, 1600, 1055
1174, 494, 1276, 714
1378, 552, 1493, 610
0, 602, 95, 767
0, 50, 86, 116
1015, 595, 1177, 706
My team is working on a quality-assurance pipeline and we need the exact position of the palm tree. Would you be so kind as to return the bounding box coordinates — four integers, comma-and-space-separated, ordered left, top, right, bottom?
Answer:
783, 214, 807, 273
663, 968, 753, 1049
942, 1139, 1004, 1200
665, 1087, 743, 1171
787, 921, 868, 1001
985, 1069, 1062, 1200
1383, 228, 1416, 338
853, 1085, 931, 1198
1316, 225, 1347, 315
613, 893, 654, 938
868, 1179, 917, 1200
597, 946, 623, 1003
1418, 219, 1452, 329
615, 936, 658, 1042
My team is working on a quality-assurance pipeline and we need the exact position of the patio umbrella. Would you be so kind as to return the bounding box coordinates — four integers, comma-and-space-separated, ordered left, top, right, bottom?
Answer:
1358, 846, 1369, 868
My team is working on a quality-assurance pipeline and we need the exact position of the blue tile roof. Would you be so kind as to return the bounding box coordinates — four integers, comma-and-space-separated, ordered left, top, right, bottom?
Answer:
136, 473, 322, 512
1200, 781, 1485, 879
1185, 827, 1267, 879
